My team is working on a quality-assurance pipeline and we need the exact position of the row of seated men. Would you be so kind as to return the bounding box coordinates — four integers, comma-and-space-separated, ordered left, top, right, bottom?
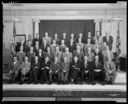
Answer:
9, 39, 116, 85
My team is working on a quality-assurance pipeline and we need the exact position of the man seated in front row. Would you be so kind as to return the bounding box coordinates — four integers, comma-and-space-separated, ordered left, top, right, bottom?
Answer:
29, 56, 40, 84
104, 57, 117, 85
70, 56, 81, 84
81, 56, 91, 84
60, 57, 70, 84
49, 57, 61, 84
20, 56, 31, 84
93, 55, 105, 85
40, 57, 51, 84
9, 56, 20, 83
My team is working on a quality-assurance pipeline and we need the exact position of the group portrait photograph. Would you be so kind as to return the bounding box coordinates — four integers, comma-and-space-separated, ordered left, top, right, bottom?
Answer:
2, 1, 127, 102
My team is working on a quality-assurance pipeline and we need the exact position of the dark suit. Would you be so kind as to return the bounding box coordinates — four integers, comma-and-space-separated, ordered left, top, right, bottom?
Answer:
93, 61, 105, 82
44, 52, 54, 62
73, 50, 84, 62
15, 42, 26, 52
40, 61, 51, 83
81, 61, 91, 82
32, 38, 42, 47
94, 52, 104, 65
38, 53, 44, 64
103, 35, 113, 50
33, 45, 40, 55
41, 43, 49, 53
27, 52, 35, 63
29, 61, 40, 83
70, 61, 81, 82
68, 44, 76, 53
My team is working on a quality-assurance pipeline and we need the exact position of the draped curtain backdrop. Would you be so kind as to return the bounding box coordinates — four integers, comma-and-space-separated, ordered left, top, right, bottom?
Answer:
39, 20, 95, 40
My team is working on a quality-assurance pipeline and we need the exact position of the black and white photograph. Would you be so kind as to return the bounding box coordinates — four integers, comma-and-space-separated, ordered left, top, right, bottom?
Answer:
2, 1, 127, 102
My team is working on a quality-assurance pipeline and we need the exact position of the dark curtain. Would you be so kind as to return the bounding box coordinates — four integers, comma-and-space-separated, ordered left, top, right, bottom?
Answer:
39, 20, 95, 40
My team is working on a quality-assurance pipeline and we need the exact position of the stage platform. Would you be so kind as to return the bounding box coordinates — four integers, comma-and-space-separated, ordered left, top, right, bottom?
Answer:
2, 71, 127, 102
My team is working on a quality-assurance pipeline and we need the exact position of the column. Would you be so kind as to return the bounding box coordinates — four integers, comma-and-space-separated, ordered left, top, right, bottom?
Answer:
32, 19, 40, 38
94, 19, 101, 34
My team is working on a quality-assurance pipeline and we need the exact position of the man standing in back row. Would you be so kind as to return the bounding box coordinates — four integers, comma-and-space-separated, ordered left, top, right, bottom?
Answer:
103, 31, 113, 51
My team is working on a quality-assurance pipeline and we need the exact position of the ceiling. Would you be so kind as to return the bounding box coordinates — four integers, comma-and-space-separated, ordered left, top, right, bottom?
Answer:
3, 2, 127, 10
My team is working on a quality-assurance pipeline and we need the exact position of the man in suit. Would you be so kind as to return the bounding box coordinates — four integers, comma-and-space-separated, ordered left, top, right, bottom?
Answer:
26, 47, 36, 63
68, 39, 76, 53
73, 45, 84, 62
85, 32, 93, 44
93, 55, 105, 85
50, 39, 58, 54
29, 56, 40, 84
40, 57, 51, 84
70, 56, 81, 83
49, 57, 61, 84
41, 39, 49, 53
33, 41, 40, 56
16, 40, 26, 53
93, 31, 103, 45
53, 46, 62, 62
53, 33, 60, 45
102, 45, 114, 62
84, 39, 93, 54
25, 40, 32, 55
94, 48, 103, 65
60, 57, 70, 83
9, 56, 20, 83
59, 40, 66, 52
81, 56, 91, 83
76, 38, 84, 51
85, 47, 95, 63
70, 33, 76, 44
20, 56, 31, 84
44, 47, 54, 62
92, 39, 102, 53
16, 46, 26, 64
62, 47, 72, 63
42, 32, 51, 45
103, 31, 113, 51
61, 33, 68, 45
104, 56, 116, 85
77, 33, 85, 43
32, 33, 42, 47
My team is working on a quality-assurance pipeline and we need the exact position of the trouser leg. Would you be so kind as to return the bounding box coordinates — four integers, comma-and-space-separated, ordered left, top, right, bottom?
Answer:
43, 69, 48, 82
49, 71, 53, 81
65, 71, 69, 81
105, 72, 110, 81
33, 70, 38, 83
111, 72, 117, 84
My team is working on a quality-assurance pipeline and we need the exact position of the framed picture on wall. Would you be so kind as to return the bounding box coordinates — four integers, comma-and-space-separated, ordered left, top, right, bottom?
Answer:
15, 34, 26, 43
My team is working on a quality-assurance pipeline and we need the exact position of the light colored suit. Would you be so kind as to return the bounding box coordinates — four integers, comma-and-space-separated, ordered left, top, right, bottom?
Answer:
21, 61, 31, 75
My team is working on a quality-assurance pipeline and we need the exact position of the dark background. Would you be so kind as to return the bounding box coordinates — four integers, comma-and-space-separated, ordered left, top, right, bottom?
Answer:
39, 20, 95, 39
